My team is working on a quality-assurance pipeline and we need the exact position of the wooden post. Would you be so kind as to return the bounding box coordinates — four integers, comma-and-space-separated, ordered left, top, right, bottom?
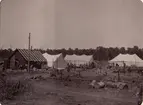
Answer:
28, 33, 31, 72
0, 0, 2, 47
117, 67, 120, 82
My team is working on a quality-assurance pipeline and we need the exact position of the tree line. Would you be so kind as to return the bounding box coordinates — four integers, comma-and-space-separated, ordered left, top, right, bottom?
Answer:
0, 46, 143, 61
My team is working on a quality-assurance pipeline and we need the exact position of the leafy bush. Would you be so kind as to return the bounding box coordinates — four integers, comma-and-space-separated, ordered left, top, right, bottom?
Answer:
0, 77, 31, 101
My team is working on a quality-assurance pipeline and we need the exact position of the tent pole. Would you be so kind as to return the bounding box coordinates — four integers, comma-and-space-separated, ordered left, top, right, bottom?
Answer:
57, 57, 58, 69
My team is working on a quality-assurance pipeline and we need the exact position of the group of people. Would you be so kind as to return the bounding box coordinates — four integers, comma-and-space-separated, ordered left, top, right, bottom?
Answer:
67, 62, 96, 69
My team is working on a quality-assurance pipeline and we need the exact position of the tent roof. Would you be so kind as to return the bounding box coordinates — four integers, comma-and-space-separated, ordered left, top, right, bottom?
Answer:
9, 49, 47, 62
110, 53, 143, 63
43, 53, 67, 68
43, 53, 61, 62
65, 54, 93, 62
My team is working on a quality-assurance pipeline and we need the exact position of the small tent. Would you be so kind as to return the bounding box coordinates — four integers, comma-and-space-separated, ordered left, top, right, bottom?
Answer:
53, 54, 67, 69
43, 53, 67, 69
65, 54, 93, 66
109, 54, 143, 67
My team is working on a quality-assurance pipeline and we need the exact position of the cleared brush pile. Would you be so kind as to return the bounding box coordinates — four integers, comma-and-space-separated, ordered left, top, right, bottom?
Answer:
0, 73, 31, 101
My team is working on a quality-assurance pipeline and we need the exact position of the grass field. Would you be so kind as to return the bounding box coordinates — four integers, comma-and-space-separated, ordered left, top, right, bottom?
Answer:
1, 67, 142, 105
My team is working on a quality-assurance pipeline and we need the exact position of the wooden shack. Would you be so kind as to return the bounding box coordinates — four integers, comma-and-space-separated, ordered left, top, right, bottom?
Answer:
7, 49, 47, 70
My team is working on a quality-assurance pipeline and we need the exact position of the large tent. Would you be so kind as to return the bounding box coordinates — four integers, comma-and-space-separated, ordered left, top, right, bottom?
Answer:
43, 53, 67, 69
109, 54, 143, 67
65, 54, 93, 66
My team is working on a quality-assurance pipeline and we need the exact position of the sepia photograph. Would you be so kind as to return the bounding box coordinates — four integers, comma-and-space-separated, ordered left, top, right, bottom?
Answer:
1, 0, 143, 105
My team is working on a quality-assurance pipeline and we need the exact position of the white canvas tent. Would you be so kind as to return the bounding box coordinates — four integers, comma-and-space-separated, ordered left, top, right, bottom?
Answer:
43, 53, 67, 69
65, 54, 93, 66
109, 54, 143, 67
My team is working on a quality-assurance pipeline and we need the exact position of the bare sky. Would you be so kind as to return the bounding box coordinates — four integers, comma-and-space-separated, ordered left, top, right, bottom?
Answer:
1, 0, 143, 49
0, 0, 55, 49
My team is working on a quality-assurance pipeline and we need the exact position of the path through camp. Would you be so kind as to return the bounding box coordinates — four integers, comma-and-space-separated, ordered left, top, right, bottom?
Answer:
2, 78, 137, 105
33, 80, 137, 103
2, 71, 140, 105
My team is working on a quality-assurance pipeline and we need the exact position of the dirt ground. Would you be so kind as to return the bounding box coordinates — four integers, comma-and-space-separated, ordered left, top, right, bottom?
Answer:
1, 69, 141, 105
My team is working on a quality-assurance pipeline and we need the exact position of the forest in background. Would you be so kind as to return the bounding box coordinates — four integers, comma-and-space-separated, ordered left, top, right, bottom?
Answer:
0, 46, 143, 61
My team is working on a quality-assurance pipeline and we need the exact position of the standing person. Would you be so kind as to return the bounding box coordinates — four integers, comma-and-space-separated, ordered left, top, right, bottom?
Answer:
2, 63, 4, 72
116, 63, 120, 81
136, 84, 143, 105
66, 64, 71, 81
123, 61, 126, 75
